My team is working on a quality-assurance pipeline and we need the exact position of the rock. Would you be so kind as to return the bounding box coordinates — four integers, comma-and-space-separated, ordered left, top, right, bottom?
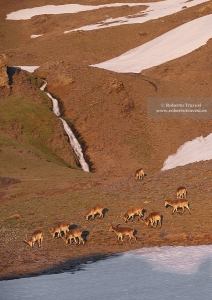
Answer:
139, 32, 147, 37
8, 214, 22, 220
0, 53, 9, 88
108, 79, 124, 93
0, 177, 21, 186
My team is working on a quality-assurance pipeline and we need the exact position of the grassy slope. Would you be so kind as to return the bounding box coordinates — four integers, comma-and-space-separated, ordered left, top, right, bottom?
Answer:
0, 71, 80, 168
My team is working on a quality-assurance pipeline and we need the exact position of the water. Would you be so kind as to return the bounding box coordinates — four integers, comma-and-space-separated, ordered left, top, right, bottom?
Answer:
59, 118, 89, 172
40, 81, 89, 172
1, 245, 212, 300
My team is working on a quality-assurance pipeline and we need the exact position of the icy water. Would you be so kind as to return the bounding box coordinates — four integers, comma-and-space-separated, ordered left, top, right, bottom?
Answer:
1, 245, 212, 300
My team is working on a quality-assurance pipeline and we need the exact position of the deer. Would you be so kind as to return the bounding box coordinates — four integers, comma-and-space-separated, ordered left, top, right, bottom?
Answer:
23, 230, 44, 248
176, 186, 187, 199
85, 205, 104, 221
134, 168, 145, 180
109, 224, 137, 242
62, 228, 85, 245
49, 221, 70, 238
164, 199, 191, 214
122, 206, 144, 223
143, 212, 162, 228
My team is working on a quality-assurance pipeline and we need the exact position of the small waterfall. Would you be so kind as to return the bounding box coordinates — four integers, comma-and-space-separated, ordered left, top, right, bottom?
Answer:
41, 81, 90, 172
46, 92, 60, 117
59, 118, 89, 172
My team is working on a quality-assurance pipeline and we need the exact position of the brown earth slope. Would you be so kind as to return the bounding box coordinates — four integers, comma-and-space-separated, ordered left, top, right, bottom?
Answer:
1, 159, 212, 280
0, 0, 212, 280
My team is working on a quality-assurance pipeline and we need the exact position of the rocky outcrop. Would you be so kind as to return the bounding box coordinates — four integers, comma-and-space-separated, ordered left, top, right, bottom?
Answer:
34, 61, 75, 90
0, 54, 9, 88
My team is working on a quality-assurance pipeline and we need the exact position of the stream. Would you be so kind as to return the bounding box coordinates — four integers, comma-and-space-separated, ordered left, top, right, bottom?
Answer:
40, 81, 89, 172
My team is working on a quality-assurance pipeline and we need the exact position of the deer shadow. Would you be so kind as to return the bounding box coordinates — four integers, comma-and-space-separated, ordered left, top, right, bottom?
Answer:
82, 230, 90, 243
141, 209, 147, 219
160, 215, 164, 226
102, 208, 109, 218
69, 224, 78, 230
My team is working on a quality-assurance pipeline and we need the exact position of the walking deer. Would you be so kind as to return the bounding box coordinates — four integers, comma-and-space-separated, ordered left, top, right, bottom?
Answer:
23, 230, 44, 248
85, 205, 104, 221
134, 168, 145, 180
176, 186, 187, 199
164, 199, 191, 214
62, 228, 85, 245
49, 221, 70, 238
122, 206, 143, 223
143, 212, 162, 228
109, 224, 137, 242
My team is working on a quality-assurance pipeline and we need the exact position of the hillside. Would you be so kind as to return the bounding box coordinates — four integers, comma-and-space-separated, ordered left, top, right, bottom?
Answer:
0, 0, 212, 280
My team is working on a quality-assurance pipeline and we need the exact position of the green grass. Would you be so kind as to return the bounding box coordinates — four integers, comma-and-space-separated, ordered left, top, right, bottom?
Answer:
27, 73, 44, 89
0, 94, 77, 167
0, 96, 53, 135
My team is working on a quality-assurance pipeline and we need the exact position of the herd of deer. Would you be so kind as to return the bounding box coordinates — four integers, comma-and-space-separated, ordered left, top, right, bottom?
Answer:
23, 169, 191, 248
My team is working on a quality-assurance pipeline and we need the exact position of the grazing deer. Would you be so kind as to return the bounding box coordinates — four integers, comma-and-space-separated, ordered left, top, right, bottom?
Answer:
134, 168, 145, 180
143, 212, 162, 228
109, 224, 137, 242
62, 228, 85, 245
23, 230, 44, 248
164, 199, 191, 214
122, 206, 143, 223
176, 186, 187, 199
85, 205, 104, 221
49, 221, 70, 238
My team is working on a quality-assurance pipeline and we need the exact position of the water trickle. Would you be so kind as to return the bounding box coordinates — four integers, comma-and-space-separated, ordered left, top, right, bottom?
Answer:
41, 81, 90, 172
